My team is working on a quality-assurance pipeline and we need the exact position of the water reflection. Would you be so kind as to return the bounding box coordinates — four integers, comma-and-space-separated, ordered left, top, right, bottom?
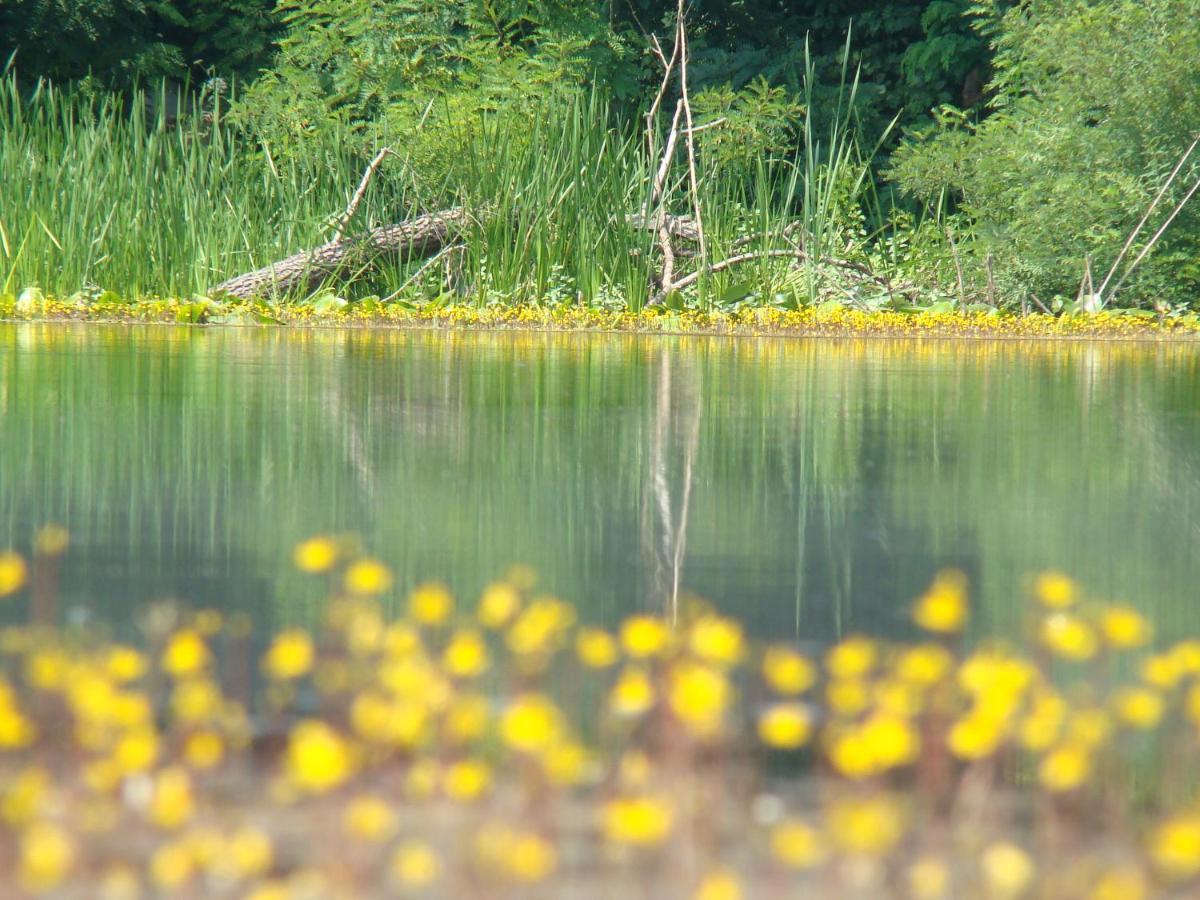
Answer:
2, 324, 1199, 645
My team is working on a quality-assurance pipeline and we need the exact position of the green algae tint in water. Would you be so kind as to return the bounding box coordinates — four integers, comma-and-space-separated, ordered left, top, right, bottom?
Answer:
2, 323, 1199, 644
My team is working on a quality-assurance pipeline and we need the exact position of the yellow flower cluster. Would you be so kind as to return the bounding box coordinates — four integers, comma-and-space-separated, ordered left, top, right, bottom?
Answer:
0, 538, 1198, 897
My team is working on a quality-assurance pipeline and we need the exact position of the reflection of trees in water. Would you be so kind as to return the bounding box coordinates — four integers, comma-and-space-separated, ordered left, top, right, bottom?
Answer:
641, 348, 702, 621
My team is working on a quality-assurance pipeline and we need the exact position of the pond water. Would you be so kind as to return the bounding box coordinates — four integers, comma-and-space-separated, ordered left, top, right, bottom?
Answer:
2, 323, 1199, 645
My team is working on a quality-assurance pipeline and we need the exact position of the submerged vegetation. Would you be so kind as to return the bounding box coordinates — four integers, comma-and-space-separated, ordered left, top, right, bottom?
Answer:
1, 534, 1199, 896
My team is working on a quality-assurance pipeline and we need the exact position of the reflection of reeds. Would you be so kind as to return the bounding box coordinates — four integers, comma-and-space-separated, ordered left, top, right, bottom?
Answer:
0, 537, 1197, 896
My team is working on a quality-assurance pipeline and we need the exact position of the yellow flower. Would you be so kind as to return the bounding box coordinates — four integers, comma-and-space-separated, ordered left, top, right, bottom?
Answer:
688, 616, 744, 666
183, 731, 224, 769
442, 629, 490, 678
99, 864, 141, 900
161, 629, 211, 677
443, 693, 490, 744
286, 720, 353, 793
1112, 686, 1164, 730
262, 629, 315, 680
500, 693, 564, 753
1089, 865, 1147, 900
908, 857, 951, 899
757, 703, 812, 750
1066, 708, 1112, 747
293, 536, 338, 573
391, 841, 441, 888
543, 741, 591, 787
1018, 689, 1066, 751
1099, 605, 1151, 649
912, 569, 968, 633
576, 628, 620, 668
342, 794, 395, 840
602, 795, 674, 845
769, 819, 827, 868
18, 821, 74, 892
609, 667, 656, 718
621, 615, 670, 658
149, 841, 194, 889
171, 678, 222, 724
947, 711, 1005, 760
1150, 813, 1200, 880
980, 841, 1034, 898
113, 727, 159, 774
668, 662, 731, 736
444, 758, 492, 801
2, 767, 48, 825
825, 636, 877, 680
477, 582, 521, 628
345, 558, 394, 596
861, 712, 921, 769
409, 582, 453, 625
33, 525, 69, 557
1038, 744, 1091, 792
506, 597, 575, 659
826, 678, 870, 717
105, 647, 147, 683
693, 869, 742, 900
505, 831, 557, 882
1034, 571, 1079, 608
894, 644, 953, 686
1039, 613, 1098, 661
227, 826, 273, 878
1140, 653, 1182, 690
761, 645, 817, 695
149, 766, 194, 830
0, 551, 28, 597
826, 794, 905, 855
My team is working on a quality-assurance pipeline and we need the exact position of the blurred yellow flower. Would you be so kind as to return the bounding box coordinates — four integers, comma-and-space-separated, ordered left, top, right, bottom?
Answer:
826, 794, 905, 855
149, 841, 194, 889
477, 581, 521, 628
770, 819, 827, 868
826, 678, 870, 717
18, 821, 74, 892
1099, 605, 1151, 649
543, 741, 591, 787
2, 767, 48, 825
1140, 653, 1182, 690
1066, 708, 1112, 747
227, 826, 273, 878
409, 581, 453, 625
33, 525, 69, 557
506, 597, 575, 658
825, 636, 877, 680
161, 629, 211, 678
609, 667, 656, 718
1038, 744, 1091, 792
758, 703, 812, 750
980, 841, 1034, 898
149, 766, 194, 830
948, 711, 1005, 760
343, 794, 396, 840
98, 864, 141, 900
105, 646, 147, 683
263, 628, 315, 680
113, 727, 159, 774
1089, 864, 1147, 900
1034, 571, 1078, 608
576, 627, 620, 668
668, 661, 731, 736
443, 693, 490, 744
912, 569, 968, 633
1150, 813, 1200, 880
1018, 689, 1066, 751
762, 645, 817, 695
442, 629, 490, 678
1111, 686, 1164, 730
1039, 613, 1098, 661
345, 558, 394, 596
443, 758, 492, 801
894, 644, 954, 686
506, 831, 557, 882
171, 678, 222, 724
293, 536, 338, 573
183, 731, 224, 769
0, 551, 28, 597
688, 616, 744, 666
693, 869, 742, 900
500, 693, 564, 753
286, 720, 353, 793
391, 840, 441, 888
908, 856, 951, 899
602, 795, 673, 845
621, 615, 670, 658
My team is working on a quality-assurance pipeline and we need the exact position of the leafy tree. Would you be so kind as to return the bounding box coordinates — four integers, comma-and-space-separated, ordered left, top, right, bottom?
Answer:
890, 0, 1200, 305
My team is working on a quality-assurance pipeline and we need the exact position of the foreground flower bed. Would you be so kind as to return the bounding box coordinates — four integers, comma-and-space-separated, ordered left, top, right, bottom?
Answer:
4, 293, 1200, 339
0, 536, 1197, 897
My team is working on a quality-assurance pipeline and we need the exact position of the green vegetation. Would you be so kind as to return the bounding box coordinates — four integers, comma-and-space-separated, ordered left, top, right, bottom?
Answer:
1, 0, 1198, 313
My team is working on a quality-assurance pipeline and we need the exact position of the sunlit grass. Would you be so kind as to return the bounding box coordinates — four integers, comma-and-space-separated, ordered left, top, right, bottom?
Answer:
0, 531, 1198, 896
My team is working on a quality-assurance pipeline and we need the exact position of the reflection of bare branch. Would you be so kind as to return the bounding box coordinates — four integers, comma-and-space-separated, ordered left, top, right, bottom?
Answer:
320, 381, 378, 499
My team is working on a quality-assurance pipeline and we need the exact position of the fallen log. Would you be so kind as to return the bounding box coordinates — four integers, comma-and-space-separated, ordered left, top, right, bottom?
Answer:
211, 208, 471, 300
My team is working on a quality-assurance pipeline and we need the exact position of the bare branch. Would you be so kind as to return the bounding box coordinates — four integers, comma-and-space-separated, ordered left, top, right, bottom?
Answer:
333, 146, 395, 239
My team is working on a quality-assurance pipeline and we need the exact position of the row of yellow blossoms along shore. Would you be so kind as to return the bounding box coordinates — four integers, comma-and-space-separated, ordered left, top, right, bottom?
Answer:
0, 532, 1199, 897
5, 292, 1200, 338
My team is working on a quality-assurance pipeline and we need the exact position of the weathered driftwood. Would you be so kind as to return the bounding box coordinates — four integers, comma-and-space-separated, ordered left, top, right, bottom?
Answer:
212, 208, 470, 300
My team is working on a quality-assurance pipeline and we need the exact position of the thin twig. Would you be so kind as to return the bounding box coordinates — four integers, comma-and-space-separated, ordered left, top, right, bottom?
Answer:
1107, 175, 1200, 303
1097, 135, 1200, 301
333, 146, 395, 239
676, 0, 707, 274
946, 227, 966, 310
381, 243, 465, 303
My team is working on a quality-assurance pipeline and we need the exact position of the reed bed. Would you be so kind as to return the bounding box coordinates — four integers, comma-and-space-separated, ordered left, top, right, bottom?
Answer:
0, 532, 1197, 897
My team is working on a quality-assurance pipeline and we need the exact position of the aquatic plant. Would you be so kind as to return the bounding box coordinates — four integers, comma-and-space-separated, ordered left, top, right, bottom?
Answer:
0, 531, 1198, 896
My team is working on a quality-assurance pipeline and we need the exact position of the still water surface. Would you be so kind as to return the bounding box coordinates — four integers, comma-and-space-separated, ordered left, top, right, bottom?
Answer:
2, 324, 1199, 643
